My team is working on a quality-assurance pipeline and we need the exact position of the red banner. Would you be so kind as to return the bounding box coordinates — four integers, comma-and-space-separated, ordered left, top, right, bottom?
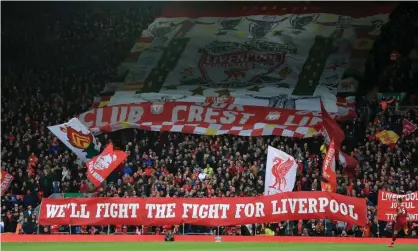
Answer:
39, 192, 367, 226
78, 102, 329, 137
377, 191, 418, 222
321, 139, 337, 193
86, 143, 128, 187
1, 170, 14, 196
321, 100, 345, 149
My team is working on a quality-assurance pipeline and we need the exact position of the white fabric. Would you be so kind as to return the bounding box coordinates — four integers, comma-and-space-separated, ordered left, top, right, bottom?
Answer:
48, 118, 101, 162
264, 145, 297, 195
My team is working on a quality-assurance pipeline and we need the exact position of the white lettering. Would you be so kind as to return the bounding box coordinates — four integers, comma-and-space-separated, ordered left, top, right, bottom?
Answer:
288, 199, 298, 213
204, 108, 219, 124
219, 111, 236, 124
172, 105, 187, 122
46, 203, 90, 219
255, 202, 265, 217
127, 107, 144, 123
330, 200, 339, 214
318, 197, 329, 212
188, 106, 203, 122
348, 205, 358, 220
96, 203, 139, 218
182, 204, 230, 219
239, 113, 255, 124
298, 199, 308, 214
308, 198, 318, 213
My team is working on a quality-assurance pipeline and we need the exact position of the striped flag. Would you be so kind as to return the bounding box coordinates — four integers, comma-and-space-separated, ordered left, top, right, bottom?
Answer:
121, 82, 145, 91
1, 170, 14, 196
129, 37, 153, 58
92, 96, 112, 108
321, 139, 337, 193
321, 99, 345, 149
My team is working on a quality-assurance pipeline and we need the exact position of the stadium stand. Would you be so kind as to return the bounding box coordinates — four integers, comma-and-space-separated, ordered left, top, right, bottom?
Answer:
1, 2, 418, 238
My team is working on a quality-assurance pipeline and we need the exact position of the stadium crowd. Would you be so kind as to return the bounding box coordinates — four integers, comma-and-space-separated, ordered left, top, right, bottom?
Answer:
1, 2, 418, 237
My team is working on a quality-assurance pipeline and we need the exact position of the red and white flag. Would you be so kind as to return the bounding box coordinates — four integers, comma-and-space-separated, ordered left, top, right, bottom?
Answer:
402, 119, 417, 136
1, 170, 14, 196
320, 99, 351, 171
264, 146, 297, 195
320, 100, 345, 149
321, 139, 337, 193
86, 143, 127, 187
338, 151, 358, 170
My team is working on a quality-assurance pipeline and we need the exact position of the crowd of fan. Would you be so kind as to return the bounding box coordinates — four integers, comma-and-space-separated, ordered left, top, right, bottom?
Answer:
364, 2, 418, 99
1, 3, 418, 237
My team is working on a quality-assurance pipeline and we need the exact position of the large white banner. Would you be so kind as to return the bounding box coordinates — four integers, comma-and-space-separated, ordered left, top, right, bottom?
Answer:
337, 77, 359, 94
106, 92, 338, 113
48, 118, 101, 162
264, 146, 298, 195
116, 10, 390, 100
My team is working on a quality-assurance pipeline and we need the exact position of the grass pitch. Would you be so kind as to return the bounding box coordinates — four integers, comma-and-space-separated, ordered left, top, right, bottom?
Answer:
2, 242, 417, 251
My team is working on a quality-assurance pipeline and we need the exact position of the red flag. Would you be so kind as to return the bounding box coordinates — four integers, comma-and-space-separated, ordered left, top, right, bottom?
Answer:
402, 119, 417, 136
1, 170, 14, 196
86, 143, 127, 187
322, 144, 358, 170
320, 100, 345, 149
338, 152, 358, 170
321, 139, 337, 193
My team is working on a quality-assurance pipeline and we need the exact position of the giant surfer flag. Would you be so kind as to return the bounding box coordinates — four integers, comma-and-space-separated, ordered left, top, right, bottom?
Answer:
80, 2, 394, 138
107, 3, 393, 104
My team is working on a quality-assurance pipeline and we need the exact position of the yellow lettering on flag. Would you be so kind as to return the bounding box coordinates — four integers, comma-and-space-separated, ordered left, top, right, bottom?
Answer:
98, 101, 109, 108
206, 25, 218, 32
321, 14, 337, 22
236, 31, 246, 38
131, 43, 151, 53
205, 128, 218, 136
305, 127, 318, 137
312, 24, 321, 34
121, 121, 131, 129
376, 130, 399, 145
320, 144, 327, 155
353, 38, 374, 50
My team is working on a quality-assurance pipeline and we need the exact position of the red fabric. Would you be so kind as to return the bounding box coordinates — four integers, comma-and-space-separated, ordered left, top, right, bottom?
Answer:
377, 191, 418, 222
320, 100, 345, 149
321, 139, 337, 193
78, 102, 334, 138
0, 170, 14, 196
85, 143, 128, 187
39, 192, 367, 227
402, 119, 417, 136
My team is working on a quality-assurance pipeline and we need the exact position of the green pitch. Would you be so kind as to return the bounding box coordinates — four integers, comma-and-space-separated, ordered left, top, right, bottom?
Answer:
2, 242, 417, 251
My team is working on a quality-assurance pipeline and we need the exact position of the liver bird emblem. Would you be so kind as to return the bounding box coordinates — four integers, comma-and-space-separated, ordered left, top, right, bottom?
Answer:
269, 156, 295, 192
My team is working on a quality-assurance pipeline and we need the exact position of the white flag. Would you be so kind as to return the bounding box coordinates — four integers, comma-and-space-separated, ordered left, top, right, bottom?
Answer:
48, 118, 101, 162
264, 146, 298, 195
